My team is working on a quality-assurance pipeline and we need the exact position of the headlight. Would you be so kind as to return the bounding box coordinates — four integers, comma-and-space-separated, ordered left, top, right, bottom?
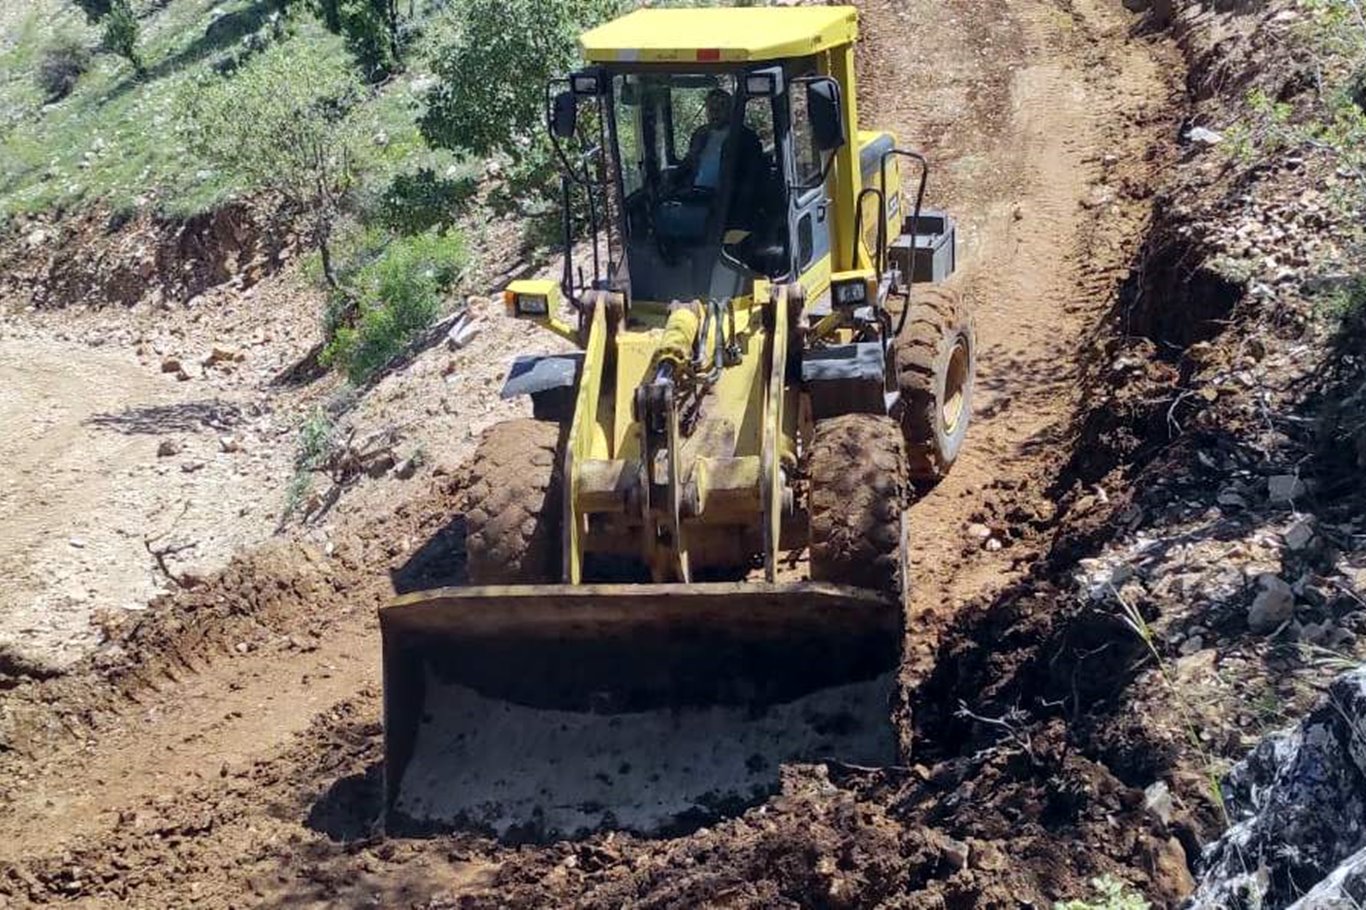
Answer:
832, 280, 868, 306
504, 279, 561, 319
515, 294, 549, 316
745, 73, 776, 96
571, 70, 601, 95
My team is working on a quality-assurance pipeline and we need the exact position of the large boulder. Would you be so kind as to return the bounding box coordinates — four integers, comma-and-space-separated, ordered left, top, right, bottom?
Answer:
1188, 667, 1366, 908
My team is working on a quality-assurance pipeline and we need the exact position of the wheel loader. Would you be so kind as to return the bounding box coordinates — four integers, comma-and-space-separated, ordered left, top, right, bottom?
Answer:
380, 6, 976, 841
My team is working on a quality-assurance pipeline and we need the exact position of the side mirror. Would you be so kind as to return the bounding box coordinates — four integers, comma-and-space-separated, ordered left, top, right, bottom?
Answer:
806, 78, 845, 152
551, 90, 577, 139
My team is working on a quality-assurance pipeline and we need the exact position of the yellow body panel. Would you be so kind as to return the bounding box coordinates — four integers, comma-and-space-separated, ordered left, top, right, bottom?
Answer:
565, 304, 608, 584
579, 6, 857, 64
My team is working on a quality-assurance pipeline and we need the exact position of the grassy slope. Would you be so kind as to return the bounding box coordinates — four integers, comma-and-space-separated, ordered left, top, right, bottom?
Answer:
0, 0, 467, 224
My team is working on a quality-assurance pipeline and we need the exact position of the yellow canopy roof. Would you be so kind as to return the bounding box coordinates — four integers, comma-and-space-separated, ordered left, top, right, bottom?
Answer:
580, 6, 858, 64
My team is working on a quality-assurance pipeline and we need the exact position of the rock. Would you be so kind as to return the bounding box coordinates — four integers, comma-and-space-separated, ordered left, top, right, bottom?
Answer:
287, 634, 318, 653
219, 435, 241, 454
1188, 126, 1224, 146
156, 439, 180, 458
203, 345, 243, 366
1268, 474, 1307, 504
181, 460, 205, 473
967, 522, 992, 539
68, 537, 86, 549
939, 836, 970, 871
1296, 621, 1332, 646
365, 452, 397, 479
234, 642, 250, 654
446, 312, 481, 350
26, 229, 49, 248
394, 456, 421, 480
1144, 780, 1173, 825
159, 357, 182, 374
1284, 518, 1315, 552
1249, 574, 1295, 633
984, 538, 1003, 552
1179, 635, 1205, 656
1217, 489, 1250, 510
1188, 668, 1366, 909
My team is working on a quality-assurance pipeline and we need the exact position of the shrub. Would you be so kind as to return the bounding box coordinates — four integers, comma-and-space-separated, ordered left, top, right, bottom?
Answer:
35, 36, 92, 102
1055, 875, 1150, 910
72, 0, 113, 23
102, 0, 143, 73
322, 229, 465, 383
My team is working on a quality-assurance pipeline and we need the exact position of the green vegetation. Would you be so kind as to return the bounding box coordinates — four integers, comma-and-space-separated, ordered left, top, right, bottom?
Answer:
283, 407, 336, 519
0, 0, 607, 388
321, 227, 465, 384
178, 38, 364, 285
420, 0, 623, 210
35, 35, 92, 102
101, 0, 144, 73
1055, 876, 1150, 910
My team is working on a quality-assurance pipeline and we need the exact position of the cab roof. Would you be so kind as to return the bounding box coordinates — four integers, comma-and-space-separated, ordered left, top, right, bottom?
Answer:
579, 6, 858, 64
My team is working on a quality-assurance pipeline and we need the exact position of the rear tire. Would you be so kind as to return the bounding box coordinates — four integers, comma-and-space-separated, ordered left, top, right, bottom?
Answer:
808, 414, 909, 596
463, 419, 562, 585
894, 285, 976, 485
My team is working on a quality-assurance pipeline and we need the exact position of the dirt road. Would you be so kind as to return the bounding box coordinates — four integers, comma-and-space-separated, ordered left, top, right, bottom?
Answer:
0, 0, 1182, 904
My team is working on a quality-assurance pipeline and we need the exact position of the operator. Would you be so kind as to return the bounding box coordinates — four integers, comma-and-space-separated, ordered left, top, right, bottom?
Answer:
678, 88, 766, 226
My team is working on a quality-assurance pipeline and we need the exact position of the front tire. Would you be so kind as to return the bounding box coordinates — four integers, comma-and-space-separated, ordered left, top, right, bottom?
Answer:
463, 419, 562, 585
808, 414, 910, 596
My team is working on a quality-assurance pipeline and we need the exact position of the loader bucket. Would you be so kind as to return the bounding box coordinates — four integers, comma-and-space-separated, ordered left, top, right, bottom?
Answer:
380, 582, 903, 841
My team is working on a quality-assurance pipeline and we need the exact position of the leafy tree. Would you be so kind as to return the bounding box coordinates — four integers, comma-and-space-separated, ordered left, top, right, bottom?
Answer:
179, 43, 364, 288
419, 0, 622, 207
102, 0, 143, 73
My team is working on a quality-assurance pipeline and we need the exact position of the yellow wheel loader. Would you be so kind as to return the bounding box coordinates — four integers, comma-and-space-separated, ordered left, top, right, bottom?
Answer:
381, 6, 976, 840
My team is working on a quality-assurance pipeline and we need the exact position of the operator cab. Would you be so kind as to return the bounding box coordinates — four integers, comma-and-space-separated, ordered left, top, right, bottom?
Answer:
552, 55, 846, 308
609, 71, 790, 302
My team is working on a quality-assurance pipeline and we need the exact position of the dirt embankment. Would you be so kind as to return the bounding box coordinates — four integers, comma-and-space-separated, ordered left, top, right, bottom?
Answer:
3, 0, 1360, 907
0, 199, 293, 311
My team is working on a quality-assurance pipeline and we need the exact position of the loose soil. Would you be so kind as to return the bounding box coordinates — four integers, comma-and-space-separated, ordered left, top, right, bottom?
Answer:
0, 0, 1201, 905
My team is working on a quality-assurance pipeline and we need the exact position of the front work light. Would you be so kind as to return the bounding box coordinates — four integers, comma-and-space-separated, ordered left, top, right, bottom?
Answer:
830, 270, 874, 308
745, 73, 775, 96
504, 278, 561, 318
744, 67, 782, 98
571, 69, 603, 95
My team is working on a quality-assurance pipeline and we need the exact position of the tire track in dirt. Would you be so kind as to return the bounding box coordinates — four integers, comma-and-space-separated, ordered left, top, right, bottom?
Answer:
0, 0, 1183, 905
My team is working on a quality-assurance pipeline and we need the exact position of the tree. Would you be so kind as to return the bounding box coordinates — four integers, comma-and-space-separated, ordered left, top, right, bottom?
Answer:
102, 0, 143, 74
69, 0, 141, 73
419, 0, 621, 206
314, 0, 403, 81
179, 43, 364, 289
